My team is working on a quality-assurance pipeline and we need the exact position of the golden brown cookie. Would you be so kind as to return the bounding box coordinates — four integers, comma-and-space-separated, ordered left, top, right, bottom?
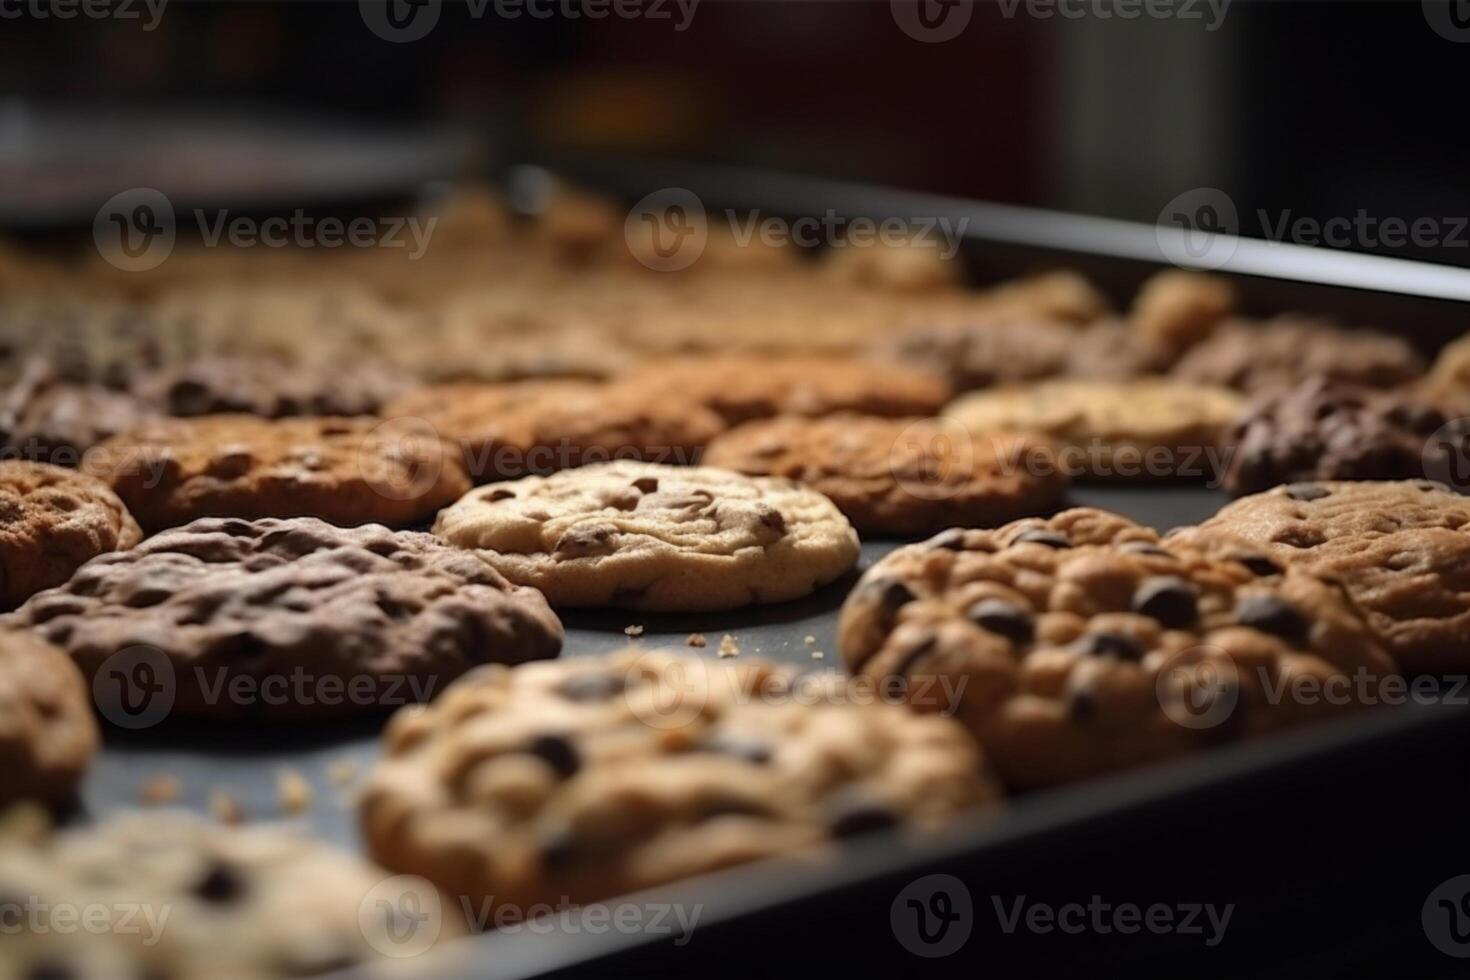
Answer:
0, 461, 141, 608
1128, 270, 1235, 356
0, 629, 97, 807
359, 649, 1001, 912
703, 415, 1068, 536
83, 415, 471, 533
382, 379, 726, 482
837, 509, 1397, 789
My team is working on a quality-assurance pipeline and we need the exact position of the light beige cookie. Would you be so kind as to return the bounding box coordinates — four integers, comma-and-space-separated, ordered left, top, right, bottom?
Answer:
0, 629, 98, 807
433, 461, 860, 610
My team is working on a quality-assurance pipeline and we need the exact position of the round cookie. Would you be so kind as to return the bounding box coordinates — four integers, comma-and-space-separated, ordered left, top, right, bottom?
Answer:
83, 414, 471, 532
359, 649, 1001, 911
0, 461, 142, 608
837, 508, 1397, 789
0, 811, 450, 980
1222, 376, 1457, 495
1183, 480, 1470, 673
132, 354, 411, 419
382, 379, 726, 482
433, 461, 861, 611
1171, 316, 1425, 394
7, 517, 563, 720
702, 415, 1068, 536
618, 355, 951, 425
944, 378, 1242, 482
1127, 270, 1234, 356
0, 629, 98, 807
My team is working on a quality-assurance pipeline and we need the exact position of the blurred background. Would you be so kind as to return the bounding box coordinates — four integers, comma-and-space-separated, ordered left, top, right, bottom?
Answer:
1, 0, 1467, 264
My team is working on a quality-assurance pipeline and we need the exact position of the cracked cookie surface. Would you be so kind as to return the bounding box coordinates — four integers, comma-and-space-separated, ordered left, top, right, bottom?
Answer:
359, 649, 1000, 911
83, 414, 471, 532
7, 517, 563, 720
837, 508, 1396, 789
433, 461, 860, 610
703, 415, 1067, 536
0, 628, 97, 806
0, 461, 142, 608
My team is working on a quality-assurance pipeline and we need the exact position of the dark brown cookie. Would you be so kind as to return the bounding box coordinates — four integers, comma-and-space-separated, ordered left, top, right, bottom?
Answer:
7, 517, 564, 720
0, 360, 157, 468
1172, 316, 1425, 394
0, 628, 98, 806
132, 354, 412, 419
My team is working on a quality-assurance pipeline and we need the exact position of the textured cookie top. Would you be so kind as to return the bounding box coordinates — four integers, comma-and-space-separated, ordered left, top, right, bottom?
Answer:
874, 318, 1075, 391
1223, 376, 1456, 496
0, 628, 98, 806
703, 415, 1067, 536
132, 354, 411, 419
383, 379, 726, 480
1172, 316, 1425, 393
618, 355, 952, 424
1186, 480, 1470, 672
361, 650, 1000, 909
9, 517, 563, 720
84, 414, 472, 532
0, 811, 422, 980
838, 508, 1396, 788
433, 461, 861, 610
0, 360, 156, 467
0, 461, 142, 608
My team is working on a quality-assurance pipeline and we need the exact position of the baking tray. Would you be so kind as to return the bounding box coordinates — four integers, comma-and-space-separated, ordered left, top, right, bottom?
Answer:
73, 169, 1470, 979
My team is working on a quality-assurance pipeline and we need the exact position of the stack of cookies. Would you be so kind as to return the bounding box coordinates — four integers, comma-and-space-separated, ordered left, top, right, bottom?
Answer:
0, 180, 1465, 978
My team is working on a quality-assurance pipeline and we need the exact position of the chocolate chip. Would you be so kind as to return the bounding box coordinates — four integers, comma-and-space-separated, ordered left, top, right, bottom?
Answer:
558, 672, 626, 702
758, 508, 787, 535
631, 476, 659, 493
192, 860, 246, 904
1067, 688, 1099, 723
526, 734, 580, 778
966, 598, 1034, 644
699, 733, 773, 765
1076, 632, 1143, 661
1012, 528, 1071, 549
1117, 541, 1170, 557
540, 828, 577, 871
1238, 554, 1281, 577
870, 578, 917, 612
1131, 576, 1198, 628
827, 795, 899, 839
929, 528, 968, 551
1235, 594, 1308, 642
22, 960, 75, 980
1284, 483, 1330, 501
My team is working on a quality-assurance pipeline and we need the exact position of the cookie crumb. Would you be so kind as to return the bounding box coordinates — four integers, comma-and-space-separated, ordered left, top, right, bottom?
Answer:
277, 770, 314, 815
327, 759, 359, 788
686, 633, 707, 648
718, 634, 740, 658
139, 774, 180, 806
624, 624, 645, 637
811, 650, 826, 660
210, 790, 245, 825
804, 635, 817, 645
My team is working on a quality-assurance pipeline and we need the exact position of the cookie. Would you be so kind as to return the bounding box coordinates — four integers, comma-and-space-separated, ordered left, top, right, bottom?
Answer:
1171, 316, 1425, 394
7, 517, 563, 720
1064, 319, 1173, 379
83, 414, 471, 532
0, 359, 157, 468
433, 461, 860, 610
1418, 332, 1470, 411
0, 629, 98, 806
944, 378, 1242, 482
382, 380, 725, 482
0, 811, 446, 979
874, 318, 1074, 392
132, 354, 411, 418
703, 415, 1068, 536
821, 239, 961, 293
618, 355, 951, 425
1128, 270, 1235, 355
1183, 480, 1470, 673
0, 461, 142, 608
1222, 376, 1458, 495
837, 509, 1398, 789
360, 649, 1000, 911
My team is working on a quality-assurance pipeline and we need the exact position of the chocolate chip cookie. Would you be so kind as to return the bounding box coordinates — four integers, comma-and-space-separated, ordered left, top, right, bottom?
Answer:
360, 649, 1001, 911
1184, 480, 1470, 673
838, 509, 1397, 789
382, 380, 726, 482
618, 355, 951, 425
433, 461, 861, 610
132, 354, 411, 419
1222, 376, 1459, 495
0, 461, 142, 608
703, 415, 1068, 536
1171, 316, 1425, 394
7, 517, 563, 720
0, 629, 98, 806
944, 379, 1242, 482
83, 414, 471, 532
